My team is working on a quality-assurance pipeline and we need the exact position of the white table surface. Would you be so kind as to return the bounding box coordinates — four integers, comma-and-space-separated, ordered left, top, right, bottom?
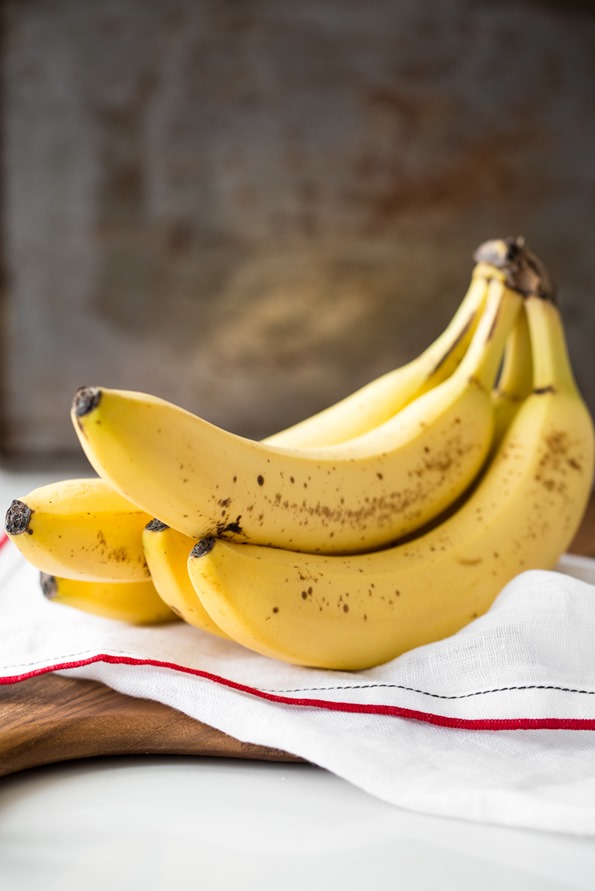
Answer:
1, 469, 594, 890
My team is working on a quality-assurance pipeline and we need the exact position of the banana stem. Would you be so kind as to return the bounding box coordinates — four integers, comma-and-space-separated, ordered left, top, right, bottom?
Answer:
474, 236, 556, 301
496, 307, 532, 400
456, 278, 522, 390
526, 295, 578, 394
482, 236, 575, 393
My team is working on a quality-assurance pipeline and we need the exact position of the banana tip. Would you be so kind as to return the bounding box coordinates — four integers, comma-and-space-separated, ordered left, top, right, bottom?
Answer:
40, 573, 58, 600
145, 518, 169, 533
191, 538, 216, 559
5, 499, 32, 535
73, 386, 102, 417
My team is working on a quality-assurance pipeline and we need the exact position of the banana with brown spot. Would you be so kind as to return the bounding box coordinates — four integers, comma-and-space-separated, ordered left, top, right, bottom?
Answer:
4, 477, 151, 582
70, 259, 523, 555
186, 270, 594, 670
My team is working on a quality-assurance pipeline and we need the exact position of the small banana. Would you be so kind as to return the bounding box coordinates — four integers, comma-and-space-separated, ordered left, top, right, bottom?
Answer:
4, 477, 151, 581
142, 519, 229, 638
71, 255, 523, 555
40, 572, 177, 625
186, 264, 594, 670
264, 261, 490, 448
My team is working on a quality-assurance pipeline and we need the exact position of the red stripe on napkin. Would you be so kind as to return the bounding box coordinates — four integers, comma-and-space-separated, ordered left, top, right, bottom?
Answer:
2, 652, 595, 732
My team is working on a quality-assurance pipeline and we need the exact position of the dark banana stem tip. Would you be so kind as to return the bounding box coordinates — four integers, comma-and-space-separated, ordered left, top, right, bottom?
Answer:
473, 236, 557, 303
191, 538, 216, 558
40, 572, 58, 600
5, 500, 32, 535
73, 386, 102, 417
145, 518, 169, 532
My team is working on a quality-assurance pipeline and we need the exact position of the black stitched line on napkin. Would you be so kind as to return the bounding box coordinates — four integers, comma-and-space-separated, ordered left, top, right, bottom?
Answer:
2, 650, 594, 702
263, 683, 595, 699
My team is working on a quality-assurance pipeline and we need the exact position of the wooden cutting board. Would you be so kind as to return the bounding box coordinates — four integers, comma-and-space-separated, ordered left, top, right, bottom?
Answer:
2, 496, 594, 778
0, 673, 300, 777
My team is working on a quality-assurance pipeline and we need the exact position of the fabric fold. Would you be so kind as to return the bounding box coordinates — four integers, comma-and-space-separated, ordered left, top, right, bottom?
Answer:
2, 536, 595, 836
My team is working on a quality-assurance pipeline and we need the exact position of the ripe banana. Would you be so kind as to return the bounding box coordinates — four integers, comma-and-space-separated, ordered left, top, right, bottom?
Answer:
142, 519, 229, 638
0, 254, 493, 588
186, 273, 594, 670
71, 266, 522, 554
4, 477, 151, 582
40, 572, 177, 625
263, 262, 490, 448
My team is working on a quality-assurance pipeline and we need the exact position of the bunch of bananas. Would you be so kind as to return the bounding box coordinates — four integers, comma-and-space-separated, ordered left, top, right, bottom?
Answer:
5, 238, 594, 670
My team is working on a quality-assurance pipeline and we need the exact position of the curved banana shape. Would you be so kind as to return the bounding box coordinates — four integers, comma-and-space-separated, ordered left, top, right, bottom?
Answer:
4, 477, 151, 581
71, 270, 522, 554
142, 519, 229, 638
186, 282, 594, 670
264, 263, 490, 448
40, 572, 177, 625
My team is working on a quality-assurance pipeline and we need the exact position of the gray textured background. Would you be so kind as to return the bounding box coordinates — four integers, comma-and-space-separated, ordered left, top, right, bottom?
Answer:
1, 0, 594, 466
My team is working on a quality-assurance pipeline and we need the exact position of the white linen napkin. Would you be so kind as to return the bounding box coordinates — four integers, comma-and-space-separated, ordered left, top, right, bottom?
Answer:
2, 531, 595, 837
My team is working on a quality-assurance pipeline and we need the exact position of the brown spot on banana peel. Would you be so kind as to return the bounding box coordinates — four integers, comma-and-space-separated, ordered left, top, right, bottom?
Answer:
494, 390, 524, 404
220, 519, 243, 536
110, 546, 131, 564
467, 375, 488, 393
5, 500, 34, 535
533, 430, 585, 496
244, 438, 478, 546
211, 514, 243, 538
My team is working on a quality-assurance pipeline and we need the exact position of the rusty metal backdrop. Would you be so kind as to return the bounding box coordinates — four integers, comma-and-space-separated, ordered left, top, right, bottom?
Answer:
1, 0, 594, 467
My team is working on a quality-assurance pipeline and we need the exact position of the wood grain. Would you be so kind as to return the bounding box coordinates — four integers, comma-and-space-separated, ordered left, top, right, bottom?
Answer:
1, 494, 593, 778
0, 673, 300, 778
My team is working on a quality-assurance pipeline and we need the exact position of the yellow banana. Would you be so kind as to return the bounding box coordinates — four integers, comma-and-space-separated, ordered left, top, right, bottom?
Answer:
0, 263, 490, 587
142, 519, 229, 638
263, 262, 491, 448
491, 305, 533, 446
2, 254, 492, 585
186, 270, 594, 670
265, 237, 537, 452
71, 268, 522, 555
4, 477, 151, 581
40, 572, 177, 625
